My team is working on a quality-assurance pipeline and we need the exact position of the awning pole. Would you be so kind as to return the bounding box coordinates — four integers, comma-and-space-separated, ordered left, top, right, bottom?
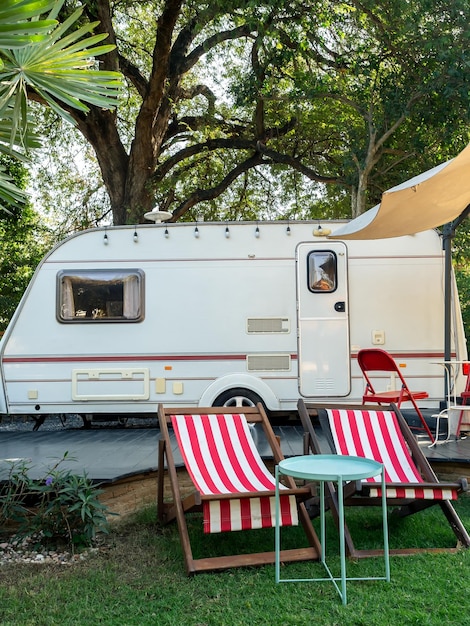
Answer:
442, 204, 470, 406
442, 222, 453, 404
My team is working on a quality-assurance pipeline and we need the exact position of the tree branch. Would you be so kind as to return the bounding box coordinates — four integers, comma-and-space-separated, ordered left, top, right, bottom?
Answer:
170, 154, 265, 220
178, 84, 216, 115
256, 145, 340, 184
181, 24, 255, 74
155, 117, 298, 181
147, 0, 184, 105
118, 53, 148, 98
82, 0, 120, 73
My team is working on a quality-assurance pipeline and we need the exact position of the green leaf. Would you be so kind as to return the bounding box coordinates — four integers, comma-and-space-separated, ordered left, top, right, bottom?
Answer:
0, 0, 57, 22
0, 0, 58, 47
0, 6, 122, 131
0, 164, 26, 212
0, 0, 122, 212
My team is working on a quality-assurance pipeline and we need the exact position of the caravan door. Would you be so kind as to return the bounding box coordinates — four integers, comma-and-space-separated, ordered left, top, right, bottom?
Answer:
296, 242, 350, 396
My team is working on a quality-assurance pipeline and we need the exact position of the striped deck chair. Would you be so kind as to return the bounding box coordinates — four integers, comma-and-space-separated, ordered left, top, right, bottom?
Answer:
157, 404, 321, 574
298, 400, 470, 557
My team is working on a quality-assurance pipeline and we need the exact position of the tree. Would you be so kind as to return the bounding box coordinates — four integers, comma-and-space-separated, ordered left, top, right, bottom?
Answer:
451, 220, 470, 348
2, 1, 468, 226
26, 0, 469, 228
0, 0, 121, 213
235, 0, 470, 216
0, 156, 52, 332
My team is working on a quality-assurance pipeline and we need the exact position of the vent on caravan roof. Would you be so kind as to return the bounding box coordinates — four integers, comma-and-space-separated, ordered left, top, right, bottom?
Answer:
246, 354, 291, 371
247, 317, 290, 334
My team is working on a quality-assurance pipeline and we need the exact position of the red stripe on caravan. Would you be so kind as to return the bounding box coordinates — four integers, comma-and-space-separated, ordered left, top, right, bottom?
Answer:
351, 351, 454, 360
5, 351, 450, 364
2, 354, 251, 363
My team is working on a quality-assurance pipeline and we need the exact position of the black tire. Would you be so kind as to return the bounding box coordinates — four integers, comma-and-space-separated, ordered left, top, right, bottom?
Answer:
213, 388, 263, 408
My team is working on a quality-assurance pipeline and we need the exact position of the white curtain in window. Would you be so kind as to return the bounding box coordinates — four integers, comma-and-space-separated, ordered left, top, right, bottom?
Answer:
123, 275, 140, 318
61, 277, 75, 319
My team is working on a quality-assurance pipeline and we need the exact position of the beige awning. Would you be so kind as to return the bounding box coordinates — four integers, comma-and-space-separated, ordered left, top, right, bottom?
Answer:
331, 143, 470, 240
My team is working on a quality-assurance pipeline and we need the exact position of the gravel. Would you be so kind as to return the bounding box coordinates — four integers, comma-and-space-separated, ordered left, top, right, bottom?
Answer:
0, 413, 159, 432
0, 526, 110, 566
0, 538, 100, 566
0, 414, 83, 432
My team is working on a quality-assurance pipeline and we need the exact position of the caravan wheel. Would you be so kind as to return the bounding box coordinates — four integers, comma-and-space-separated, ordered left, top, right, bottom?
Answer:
213, 388, 263, 408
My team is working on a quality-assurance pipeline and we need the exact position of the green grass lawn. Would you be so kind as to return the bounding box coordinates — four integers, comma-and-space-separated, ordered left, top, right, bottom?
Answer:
2, 496, 470, 626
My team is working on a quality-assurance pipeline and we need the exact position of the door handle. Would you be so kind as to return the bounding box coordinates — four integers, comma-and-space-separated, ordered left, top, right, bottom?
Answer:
334, 301, 346, 312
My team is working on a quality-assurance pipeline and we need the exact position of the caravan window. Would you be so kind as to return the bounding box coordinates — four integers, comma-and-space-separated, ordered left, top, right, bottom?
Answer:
307, 251, 337, 293
57, 270, 144, 322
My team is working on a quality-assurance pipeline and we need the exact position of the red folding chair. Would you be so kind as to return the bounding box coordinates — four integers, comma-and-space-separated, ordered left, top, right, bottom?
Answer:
357, 348, 434, 441
456, 362, 470, 434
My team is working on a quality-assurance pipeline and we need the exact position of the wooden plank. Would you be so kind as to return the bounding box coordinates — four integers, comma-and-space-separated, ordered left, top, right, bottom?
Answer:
191, 547, 318, 573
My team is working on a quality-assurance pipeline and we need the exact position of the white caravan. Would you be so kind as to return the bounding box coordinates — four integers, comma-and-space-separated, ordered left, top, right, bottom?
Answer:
0, 220, 466, 423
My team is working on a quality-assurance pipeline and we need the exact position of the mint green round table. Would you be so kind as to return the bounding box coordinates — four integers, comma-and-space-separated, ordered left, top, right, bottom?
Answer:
275, 454, 390, 605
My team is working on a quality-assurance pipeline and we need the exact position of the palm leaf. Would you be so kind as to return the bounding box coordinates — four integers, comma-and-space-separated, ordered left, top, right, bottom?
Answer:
0, 0, 57, 47
0, 0, 122, 213
0, 103, 40, 155
0, 5, 122, 144
0, 163, 27, 213
0, 0, 56, 21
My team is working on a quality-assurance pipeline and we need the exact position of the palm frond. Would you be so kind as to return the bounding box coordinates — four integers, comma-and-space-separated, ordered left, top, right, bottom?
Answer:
0, 0, 122, 214
0, 0, 57, 47
0, 163, 27, 213
0, 7, 121, 125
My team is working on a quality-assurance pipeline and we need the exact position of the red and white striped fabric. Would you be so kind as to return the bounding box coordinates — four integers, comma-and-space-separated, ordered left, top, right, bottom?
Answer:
326, 408, 457, 500
171, 413, 299, 533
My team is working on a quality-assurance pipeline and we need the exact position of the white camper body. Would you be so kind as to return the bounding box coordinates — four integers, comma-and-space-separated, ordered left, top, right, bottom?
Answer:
0, 220, 466, 420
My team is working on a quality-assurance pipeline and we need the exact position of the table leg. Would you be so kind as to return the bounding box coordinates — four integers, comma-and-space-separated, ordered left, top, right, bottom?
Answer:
275, 465, 280, 583
382, 467, 391, 582
320, 480, 325, 564
338, 475, 347, 605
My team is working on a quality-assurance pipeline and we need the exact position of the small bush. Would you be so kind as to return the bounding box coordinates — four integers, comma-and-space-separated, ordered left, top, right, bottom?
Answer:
0, 452, 111, 549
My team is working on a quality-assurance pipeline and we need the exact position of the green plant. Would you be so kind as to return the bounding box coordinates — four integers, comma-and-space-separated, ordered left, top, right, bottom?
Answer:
0, 458, 31, 526
0, 453, 111, 549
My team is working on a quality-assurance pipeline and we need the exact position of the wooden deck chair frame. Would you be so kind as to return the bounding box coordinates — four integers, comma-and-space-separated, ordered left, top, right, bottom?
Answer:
357, 348, 434, 442
157, 403, 321, 574
298, 399, 470, 557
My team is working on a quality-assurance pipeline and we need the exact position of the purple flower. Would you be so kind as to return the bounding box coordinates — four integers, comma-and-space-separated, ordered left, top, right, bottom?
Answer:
45, 476, 53, 486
